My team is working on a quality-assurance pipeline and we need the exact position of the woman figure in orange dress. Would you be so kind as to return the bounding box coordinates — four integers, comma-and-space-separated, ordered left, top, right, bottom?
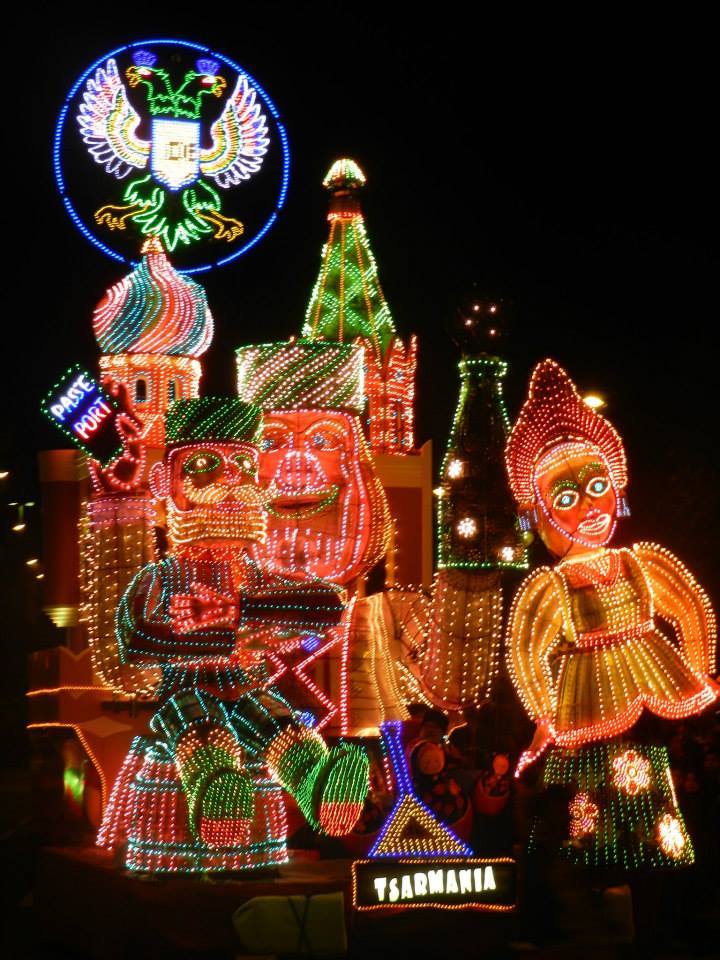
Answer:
505, 359, 718, 868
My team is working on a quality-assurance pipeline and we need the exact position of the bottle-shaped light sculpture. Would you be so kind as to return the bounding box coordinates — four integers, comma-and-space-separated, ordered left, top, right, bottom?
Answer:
438, 296, 525, 571
409, 295, 528, 711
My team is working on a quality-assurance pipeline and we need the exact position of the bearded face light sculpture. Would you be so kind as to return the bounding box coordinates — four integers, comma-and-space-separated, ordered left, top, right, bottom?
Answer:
236, 341, 391, 587
94, 396, 370, 873
260, 410, 387, 583
157, 441, 267, 548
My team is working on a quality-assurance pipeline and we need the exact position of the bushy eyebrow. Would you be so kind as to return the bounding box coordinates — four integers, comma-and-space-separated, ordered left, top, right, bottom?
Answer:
577, 461, 606, 483
264, 421, 292, 433
549, 477, 579, 497
262, 424, 293, 441
300, 418, 346, 437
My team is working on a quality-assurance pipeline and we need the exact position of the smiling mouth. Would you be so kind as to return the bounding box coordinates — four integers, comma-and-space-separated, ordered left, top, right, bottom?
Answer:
267, 486, 339, 519
577, 514, 611, 536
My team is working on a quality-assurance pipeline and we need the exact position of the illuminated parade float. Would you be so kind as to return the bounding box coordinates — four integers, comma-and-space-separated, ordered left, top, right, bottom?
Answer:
26, 34, 718, 951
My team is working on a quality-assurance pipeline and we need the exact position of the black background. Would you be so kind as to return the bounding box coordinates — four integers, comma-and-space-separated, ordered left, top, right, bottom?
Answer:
2, 8, 718, 681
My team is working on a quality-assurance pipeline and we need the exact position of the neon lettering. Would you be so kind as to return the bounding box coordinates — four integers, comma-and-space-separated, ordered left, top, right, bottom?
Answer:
50, 374, 103, 422
74, 399, 112, 440
427, 869, 444, 894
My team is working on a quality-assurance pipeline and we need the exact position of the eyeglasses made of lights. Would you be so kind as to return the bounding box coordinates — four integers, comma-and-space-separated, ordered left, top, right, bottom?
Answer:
168, 444, 259, 482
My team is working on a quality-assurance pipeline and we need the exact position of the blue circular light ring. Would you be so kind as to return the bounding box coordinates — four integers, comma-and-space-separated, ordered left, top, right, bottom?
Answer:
53, 38, 291, 274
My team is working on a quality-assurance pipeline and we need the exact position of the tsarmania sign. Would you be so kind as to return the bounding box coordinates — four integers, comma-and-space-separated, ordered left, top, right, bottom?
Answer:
352, 858, 517, 912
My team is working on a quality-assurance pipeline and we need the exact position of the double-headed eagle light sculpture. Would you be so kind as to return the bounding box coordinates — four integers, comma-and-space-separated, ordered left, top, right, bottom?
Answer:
78, 50, 269, 252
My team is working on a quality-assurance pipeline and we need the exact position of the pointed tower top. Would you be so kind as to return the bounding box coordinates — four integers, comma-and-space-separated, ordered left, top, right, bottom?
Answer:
323, 158, 367, 192
140, 234, 165, 255
302, 160, 396, 359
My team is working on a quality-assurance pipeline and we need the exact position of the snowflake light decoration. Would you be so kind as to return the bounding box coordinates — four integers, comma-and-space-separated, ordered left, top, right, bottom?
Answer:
447, 458, 464, 479
456, 517, 477, 539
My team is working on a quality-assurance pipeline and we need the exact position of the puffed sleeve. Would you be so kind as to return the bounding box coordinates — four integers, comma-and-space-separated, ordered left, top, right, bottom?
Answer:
239, 558, 346, 632
506, 566, 566, 723
116, 558, 238, 665
633, 542, 717, 674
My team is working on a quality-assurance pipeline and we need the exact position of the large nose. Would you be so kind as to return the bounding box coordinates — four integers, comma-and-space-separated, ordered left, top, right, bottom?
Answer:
223, 457, 248, 485
273, 450, 327, 492
580, 496, 601, 516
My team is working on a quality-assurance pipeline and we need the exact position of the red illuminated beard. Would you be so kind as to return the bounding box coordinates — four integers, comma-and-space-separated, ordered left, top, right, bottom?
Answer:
261, 469, 359, 580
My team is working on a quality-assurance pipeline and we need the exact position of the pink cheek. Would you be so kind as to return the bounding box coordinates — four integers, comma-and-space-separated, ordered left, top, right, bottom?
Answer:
313, 450, 333, 465
550, 508, 581, 536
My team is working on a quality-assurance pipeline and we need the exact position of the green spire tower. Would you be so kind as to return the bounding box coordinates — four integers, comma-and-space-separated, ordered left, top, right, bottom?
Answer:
302, 159, 416, 454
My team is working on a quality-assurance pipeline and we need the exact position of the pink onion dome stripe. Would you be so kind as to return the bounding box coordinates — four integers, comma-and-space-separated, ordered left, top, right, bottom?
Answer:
92, 237, 213, 357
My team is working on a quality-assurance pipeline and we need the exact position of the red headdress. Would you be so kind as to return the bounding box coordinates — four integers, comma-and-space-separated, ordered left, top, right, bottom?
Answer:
505, 359, 628, 506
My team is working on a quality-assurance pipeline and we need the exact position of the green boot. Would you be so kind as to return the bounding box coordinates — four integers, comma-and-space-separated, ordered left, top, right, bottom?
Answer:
267, 727, 369, 836
177, 734, 254, 849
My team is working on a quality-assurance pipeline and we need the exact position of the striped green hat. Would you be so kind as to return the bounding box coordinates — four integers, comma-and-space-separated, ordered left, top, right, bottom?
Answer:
235, 340, 365, 413
165, 397, 262, 445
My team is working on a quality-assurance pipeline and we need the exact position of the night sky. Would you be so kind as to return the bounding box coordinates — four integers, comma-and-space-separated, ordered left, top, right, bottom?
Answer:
3, 11, 719, 613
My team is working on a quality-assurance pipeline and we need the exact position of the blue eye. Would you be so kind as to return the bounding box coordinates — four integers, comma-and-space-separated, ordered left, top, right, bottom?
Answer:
587, 477, 610, 497
311, 434, 325, 448
553, 489, 579, 511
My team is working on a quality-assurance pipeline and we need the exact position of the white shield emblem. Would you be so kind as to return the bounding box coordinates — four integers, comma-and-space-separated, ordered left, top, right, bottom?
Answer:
151, 118, 200, 191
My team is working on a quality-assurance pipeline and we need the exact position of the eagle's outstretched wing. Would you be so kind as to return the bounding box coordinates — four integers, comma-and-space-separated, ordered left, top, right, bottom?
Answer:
77, 58, 149, 179
200, 75, 269, 188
